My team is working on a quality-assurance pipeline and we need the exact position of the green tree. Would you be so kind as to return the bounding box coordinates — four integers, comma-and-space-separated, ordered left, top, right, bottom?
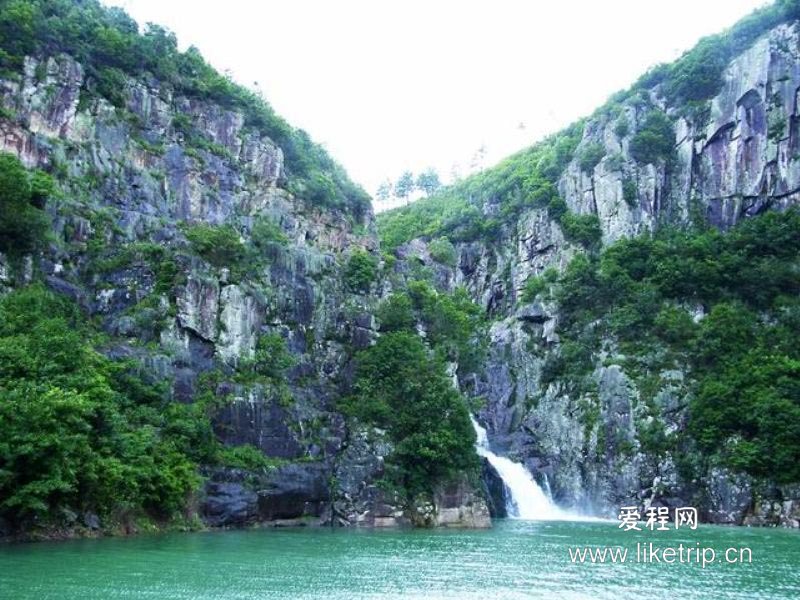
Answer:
415, 168, 441, 196
252, 333, 295, 379
395, 171, 415, 204
183, 223, 245, 268
577, 142, 606, 174
375, 180, 393, 203
629, 111, 675, 164
0, 152, 52, 258
0, 285, 208, 527
344, 248, 378, 292
427, 237, 457, 266
343, 332, 478, 499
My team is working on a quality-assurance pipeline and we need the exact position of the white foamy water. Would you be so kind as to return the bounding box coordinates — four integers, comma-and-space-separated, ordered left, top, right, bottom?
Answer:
471, 416, 570, 520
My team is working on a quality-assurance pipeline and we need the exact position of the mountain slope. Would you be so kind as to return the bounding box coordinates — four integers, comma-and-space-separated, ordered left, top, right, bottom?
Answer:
0, 0, 490, 539
378, 0, 800, 526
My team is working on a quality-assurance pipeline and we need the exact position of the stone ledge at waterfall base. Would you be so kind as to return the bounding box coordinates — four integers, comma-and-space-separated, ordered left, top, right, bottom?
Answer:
201, 467, 492, 531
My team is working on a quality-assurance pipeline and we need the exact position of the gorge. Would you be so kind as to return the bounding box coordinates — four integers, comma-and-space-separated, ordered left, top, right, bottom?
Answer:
0, 0, 799, 549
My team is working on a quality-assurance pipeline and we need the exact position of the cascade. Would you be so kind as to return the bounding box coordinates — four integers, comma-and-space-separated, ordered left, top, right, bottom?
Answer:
471, 416, 569, 520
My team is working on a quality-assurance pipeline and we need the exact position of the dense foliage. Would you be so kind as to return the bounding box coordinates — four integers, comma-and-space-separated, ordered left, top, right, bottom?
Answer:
0, 285, 220, 530
629, 111, 675, 165
344, 249, 379, 292
184, 223, 245, 269
547, 210, 800, 483
377, 121, 585, 250
342, 278, 487, 500
342, 332, 478, 499
0, 152, 53, 259
378, 0, 800, 252
0, 0, 370, 218
427, 237, 457, 267
377, 281, 487, 372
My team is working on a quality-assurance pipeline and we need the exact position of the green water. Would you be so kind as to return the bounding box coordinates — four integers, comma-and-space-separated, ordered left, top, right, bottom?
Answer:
1, 520, 798, 599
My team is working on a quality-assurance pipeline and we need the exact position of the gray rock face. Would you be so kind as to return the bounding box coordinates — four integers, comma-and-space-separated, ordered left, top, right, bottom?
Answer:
560, 23, 800, 244
385, 22, 800, 527
0, 50, 489, 531
434, 478, 492, 528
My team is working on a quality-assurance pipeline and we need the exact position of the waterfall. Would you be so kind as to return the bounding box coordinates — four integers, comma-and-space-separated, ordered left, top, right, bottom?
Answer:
471, 416, 569, 520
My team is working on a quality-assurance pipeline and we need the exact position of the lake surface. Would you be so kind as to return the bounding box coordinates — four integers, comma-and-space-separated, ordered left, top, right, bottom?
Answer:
1, 520, 798, 599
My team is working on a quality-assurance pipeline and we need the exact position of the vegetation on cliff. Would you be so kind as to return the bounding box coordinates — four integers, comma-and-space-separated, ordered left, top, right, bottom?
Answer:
377, 120, 585, 249
0, 153, 52, 260
377, 0, 800, 249
0, 0, 370, 218
542, 209, 800, 483
0, 285, 218, 530
342, 281, 487, 501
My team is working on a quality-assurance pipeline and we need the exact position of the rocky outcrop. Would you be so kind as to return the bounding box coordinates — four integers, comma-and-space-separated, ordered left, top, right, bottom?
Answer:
562, 23, 800, 244
433, 479, 492, 528
0, 49, 490, 532
385, 22, 800, 527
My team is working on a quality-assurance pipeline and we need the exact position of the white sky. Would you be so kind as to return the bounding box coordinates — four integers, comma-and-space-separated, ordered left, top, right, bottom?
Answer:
107, 0, 768, 209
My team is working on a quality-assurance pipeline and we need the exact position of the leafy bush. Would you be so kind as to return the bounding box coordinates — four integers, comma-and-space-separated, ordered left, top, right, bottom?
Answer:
614, 116, 630, 138
522, 267, 558, 303
250, 216, 288, 247
577, 142, 606, 173
376, 292, 416, 333
547, 196, 569, 221
560, 213, 603, 248
622, 176, 638, 208
427, 237, 457, 266
0, 285, 214, 527
252, 333, 295, 379
0, 152, 52, 259
217, 444, 281, 471
629, 111, 675, 164
341, 332, 478, 499
661, 37, 728, 103
344, 249, 378, 292
184, 223, 245, 268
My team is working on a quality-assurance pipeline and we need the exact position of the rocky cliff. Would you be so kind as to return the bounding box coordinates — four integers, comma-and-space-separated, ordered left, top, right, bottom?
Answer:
382, 17, 800, 528
0, 45, 487, 534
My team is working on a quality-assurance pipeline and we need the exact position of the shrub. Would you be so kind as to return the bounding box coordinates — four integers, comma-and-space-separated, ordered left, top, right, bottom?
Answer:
252, 333, 295, 379
522, 267, 558, 303
662, 36, 728, 103
622, 177, 638, 208
0, 152, 52, 258
251, 216, 288, 247
614, 116, 629, 138
427, 237, 457, 267
93, 66, 127, 108
217, 444, 281, 471
344, 249, 378, 292
577, 142, 606, 174
547, 196, 569, 220
560, 213, 603, 248
605, 152, 624, 172
629, 111, 675, 164
184, 223, 245, 268
0, 285, 210, 525
342, 332, 478, 499
376, 293, 416, 332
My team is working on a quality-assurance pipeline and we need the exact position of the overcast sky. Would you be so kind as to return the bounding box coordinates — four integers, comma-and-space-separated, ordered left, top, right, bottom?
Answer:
107, 0, 767, 207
